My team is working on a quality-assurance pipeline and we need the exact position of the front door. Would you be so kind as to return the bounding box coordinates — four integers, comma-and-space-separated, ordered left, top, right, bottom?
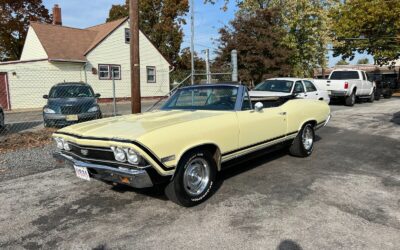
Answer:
303, 80, 319, 100
0, 73, 10, 110
236, 106, 287, 154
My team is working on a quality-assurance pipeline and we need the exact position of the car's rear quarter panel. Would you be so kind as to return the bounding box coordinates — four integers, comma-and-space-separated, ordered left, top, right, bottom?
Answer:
282, 99, 330, 133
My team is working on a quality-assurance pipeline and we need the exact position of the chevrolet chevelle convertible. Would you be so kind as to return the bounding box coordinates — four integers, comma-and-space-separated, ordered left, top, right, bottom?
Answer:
53, 84, 331, 207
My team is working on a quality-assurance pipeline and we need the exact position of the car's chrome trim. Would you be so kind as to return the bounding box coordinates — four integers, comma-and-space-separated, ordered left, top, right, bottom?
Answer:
54, 152, 154, 188
222, 131, 298, 157
221, 134, 297, 162
53, 132, 173, 172
67, 141, 112, 152
62, 150, 149, 169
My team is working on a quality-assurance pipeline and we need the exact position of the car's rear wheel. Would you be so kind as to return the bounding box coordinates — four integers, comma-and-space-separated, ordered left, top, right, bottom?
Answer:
0, 112, 4, 131
165, 149, 217, 207
289, 123, 315, 157
383, 91, 393, 99
375, 89, 382, 100
345, 91, 355, 106
367, 90, 375, 103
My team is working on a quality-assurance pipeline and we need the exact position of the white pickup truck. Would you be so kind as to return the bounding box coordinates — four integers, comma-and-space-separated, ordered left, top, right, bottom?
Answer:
314, 69, 375, 106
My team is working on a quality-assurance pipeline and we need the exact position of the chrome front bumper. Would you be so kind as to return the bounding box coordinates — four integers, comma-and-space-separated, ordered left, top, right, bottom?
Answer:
53, 152, 153, 188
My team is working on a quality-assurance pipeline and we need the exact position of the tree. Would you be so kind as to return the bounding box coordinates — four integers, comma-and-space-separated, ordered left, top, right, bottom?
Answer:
0, 0, 52, 61
336, 59, 349, 66
357, 58, 369, 65
330, 0, 400, 66
171, 47, 206, 83
206, 0, 336, 77
107, 0, 189, 65
215, 8, 293, 84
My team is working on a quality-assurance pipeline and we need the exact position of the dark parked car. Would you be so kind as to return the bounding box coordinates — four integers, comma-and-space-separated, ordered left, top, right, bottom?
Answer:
374, 80, 393, 100
43, 82, 102, 127
0, 106, 4, 131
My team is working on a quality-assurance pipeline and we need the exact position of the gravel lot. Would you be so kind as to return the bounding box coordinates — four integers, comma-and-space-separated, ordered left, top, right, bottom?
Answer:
0, 98, 399, 249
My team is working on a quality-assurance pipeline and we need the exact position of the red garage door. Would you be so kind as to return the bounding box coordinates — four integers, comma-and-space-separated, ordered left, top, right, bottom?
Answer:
0, 73, 10, 110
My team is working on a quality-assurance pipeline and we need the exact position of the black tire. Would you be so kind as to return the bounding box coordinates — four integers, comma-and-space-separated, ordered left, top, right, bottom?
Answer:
0, 112, 4, 131
367, 90, 375, 103
289, 123, 315, 157
375, 89, 382, 101
345, 91, 356, 106
383, 92, 392, 99
165, 149, 217, 207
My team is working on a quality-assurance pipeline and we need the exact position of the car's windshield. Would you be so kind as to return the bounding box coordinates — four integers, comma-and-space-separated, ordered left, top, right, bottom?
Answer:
49, 85, 94, 98
162, 85, 238, 111
254, 80, 294, 93
330, 71, 359, 80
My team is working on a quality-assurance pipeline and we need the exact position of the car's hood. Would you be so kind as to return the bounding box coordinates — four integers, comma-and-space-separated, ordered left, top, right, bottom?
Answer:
249, 91, 291, 97
57, 110, 227, 141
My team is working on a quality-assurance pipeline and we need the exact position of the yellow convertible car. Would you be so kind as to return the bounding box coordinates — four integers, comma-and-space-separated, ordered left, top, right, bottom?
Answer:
53, 84, 331, 206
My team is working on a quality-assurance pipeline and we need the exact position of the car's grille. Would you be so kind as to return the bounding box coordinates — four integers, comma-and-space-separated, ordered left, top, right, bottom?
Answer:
64, 142, 148, 169
61, 106, 83, 115
69, 143, 115, 161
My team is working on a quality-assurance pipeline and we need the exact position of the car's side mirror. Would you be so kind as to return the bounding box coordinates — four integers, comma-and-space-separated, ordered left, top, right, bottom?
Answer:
95, 93, 101, 98
254, 102, 264, 112
43, 95, 49, 99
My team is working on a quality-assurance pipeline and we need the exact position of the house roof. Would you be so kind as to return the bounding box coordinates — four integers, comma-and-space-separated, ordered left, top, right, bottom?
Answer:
29, 18, 128, 62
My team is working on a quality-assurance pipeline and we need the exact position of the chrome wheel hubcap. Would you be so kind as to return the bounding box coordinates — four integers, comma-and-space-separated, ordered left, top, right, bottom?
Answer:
183, 158, 210, 196
302, 126, 314, 151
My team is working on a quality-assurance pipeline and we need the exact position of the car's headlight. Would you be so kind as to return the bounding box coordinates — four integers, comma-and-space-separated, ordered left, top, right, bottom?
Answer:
44, 108, 56, 114
88, 106, 99, 112
111, 147, 126, 162
126, 148, 141, 165
63, 141, 71, 151
55, 137, 64, 149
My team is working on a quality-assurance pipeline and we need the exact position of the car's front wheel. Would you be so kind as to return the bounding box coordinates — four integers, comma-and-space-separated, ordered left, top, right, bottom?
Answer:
165, 149, 217, 207
289, 123, 315, 157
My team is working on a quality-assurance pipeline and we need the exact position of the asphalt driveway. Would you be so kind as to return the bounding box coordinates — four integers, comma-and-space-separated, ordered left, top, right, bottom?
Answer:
0, 98, 399, 249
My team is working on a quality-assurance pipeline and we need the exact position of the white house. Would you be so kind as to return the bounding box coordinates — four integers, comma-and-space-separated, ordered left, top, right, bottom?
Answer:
0, 5, 171, 110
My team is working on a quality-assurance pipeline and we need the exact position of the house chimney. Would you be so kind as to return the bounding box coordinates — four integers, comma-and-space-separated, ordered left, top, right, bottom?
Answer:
52, 4, 62, 26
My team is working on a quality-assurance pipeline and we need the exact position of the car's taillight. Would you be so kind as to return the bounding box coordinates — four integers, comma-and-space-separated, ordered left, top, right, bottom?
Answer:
344, 82, 349, 89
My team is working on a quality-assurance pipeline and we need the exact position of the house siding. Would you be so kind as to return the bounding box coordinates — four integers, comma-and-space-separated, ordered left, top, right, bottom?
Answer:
0, 61, 84, 109
85, 21, 170, 99
20, 27, 48, 61
0, 20, 170, 110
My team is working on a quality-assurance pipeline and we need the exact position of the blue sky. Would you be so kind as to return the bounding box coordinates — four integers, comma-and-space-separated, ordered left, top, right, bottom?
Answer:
42, 0, 372, 67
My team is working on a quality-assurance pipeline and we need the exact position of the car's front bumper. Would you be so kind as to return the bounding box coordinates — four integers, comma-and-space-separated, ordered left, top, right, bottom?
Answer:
44, 112, 101, 125
53, 152, 154, 188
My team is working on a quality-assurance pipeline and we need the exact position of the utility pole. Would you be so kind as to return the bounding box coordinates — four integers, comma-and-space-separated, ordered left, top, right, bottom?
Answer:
190, 0, 195, 85
130, 0, 141, 113
205, 49, 211, 83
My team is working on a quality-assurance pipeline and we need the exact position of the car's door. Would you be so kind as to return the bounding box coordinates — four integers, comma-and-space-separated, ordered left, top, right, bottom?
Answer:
293, 80, 307, 98
235, 90, 287, 153
303, 80, 319, 100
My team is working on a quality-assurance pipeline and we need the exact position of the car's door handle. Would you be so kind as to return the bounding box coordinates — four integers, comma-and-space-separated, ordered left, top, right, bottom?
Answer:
279, 112, 287, 116
316, 93, 319, 95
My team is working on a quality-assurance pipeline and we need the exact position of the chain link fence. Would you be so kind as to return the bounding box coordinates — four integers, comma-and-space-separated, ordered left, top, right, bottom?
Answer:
0, 62, 233, 137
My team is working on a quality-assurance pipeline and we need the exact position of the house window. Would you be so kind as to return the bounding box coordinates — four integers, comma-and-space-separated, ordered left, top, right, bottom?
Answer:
147, 66, 156, 83
111, 65, 121, 80
98, 64, 121, 80
125, 28, 130, 44
99, 65, 110, 79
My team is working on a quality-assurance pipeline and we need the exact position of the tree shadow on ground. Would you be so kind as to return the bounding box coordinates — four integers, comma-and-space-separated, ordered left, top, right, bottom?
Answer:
390, 111, 400, 125
277, 240, 303, 250
0, 121, 43, 136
